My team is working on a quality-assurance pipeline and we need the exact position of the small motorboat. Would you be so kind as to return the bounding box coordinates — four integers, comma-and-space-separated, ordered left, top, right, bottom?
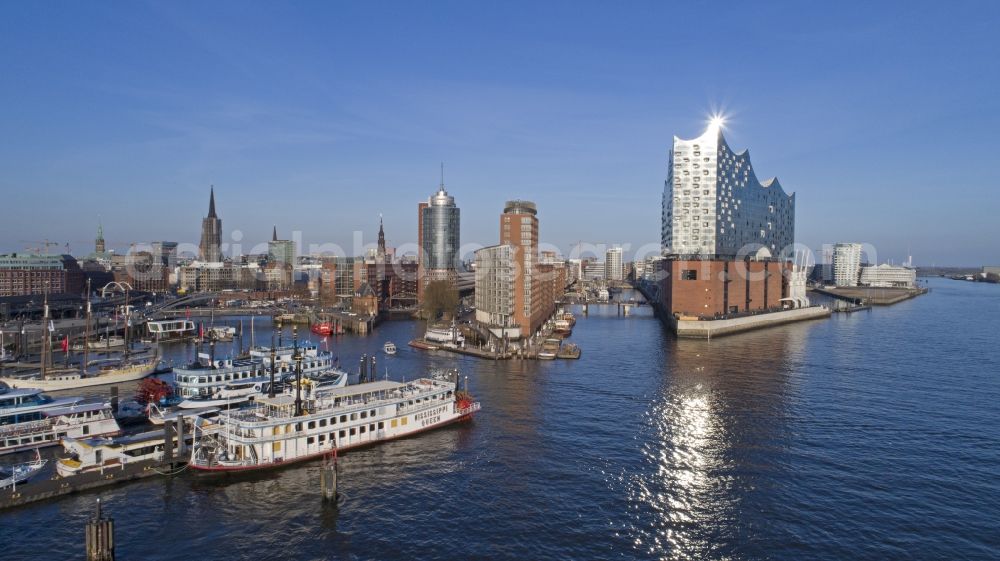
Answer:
383, 341, 397, 355
311, 322, 334, 337
0, 450, 47, 489
538, 338, 561, 360
556, 343, 582, 360
553, 318, 573, 336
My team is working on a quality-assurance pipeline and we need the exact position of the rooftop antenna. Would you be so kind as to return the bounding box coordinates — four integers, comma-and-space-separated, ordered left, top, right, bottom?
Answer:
440, 162, 445, 189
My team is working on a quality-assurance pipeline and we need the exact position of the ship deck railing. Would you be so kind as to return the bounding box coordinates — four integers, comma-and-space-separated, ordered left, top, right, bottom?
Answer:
205, 399, 459, 444
203, 405, 465, 447
219, 381, 450, 420
220, 391, 439, 425
455, 403, 481, 416
0, 419, 53, 437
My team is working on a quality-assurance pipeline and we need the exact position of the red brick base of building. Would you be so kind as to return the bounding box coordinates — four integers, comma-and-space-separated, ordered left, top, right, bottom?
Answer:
658, 258, 791, 319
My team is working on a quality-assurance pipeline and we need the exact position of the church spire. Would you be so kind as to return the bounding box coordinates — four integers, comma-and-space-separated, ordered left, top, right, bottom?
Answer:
95, 218, 105, 254
208, 186, 217, 218
377, 213, 386, 256
200, 186, 222, 262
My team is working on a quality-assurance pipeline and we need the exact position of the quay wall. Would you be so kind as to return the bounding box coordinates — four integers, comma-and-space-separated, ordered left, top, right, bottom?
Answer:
670, 306, 831, 339
0, 459, 177, 510
811, 286, 928, 305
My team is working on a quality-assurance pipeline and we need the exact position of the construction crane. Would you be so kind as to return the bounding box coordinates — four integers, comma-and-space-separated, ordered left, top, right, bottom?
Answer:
20, 240, 61, 255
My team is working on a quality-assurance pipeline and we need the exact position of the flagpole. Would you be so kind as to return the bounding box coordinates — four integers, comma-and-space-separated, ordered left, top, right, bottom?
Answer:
82, 279, 91, 375
123, 287, 130, 361
41, 284, 50, 380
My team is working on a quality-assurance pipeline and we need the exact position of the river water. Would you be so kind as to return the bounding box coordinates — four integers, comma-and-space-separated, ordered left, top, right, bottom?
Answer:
2, 278, 998, 560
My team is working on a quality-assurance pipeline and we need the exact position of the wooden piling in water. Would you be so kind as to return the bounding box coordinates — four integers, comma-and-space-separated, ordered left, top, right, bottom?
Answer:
85, 499, 115, 561
175, 414, 186, 459
163, 420, 174, 463
321, 455, 338, 502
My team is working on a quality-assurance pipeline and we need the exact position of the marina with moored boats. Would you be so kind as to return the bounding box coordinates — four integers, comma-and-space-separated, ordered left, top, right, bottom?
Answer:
0, 314, 485, 511
0, 284, 594, 513
0, 289, 164, 392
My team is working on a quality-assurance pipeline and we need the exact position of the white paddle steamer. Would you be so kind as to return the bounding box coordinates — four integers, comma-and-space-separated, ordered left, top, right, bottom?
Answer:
190, 372, 479, 472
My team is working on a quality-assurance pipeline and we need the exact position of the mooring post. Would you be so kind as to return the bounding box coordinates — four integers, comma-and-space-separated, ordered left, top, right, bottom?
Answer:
321, 453, 338, 502
163, 420, 174, 463
175, 414, 186, 458
85, 499, 115, 561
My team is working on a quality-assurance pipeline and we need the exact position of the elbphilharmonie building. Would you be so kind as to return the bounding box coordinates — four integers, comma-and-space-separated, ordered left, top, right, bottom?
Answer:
661, 122, 795, 258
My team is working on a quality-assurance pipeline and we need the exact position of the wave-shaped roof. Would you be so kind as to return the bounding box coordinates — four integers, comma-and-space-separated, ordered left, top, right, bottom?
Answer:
676, 125, 794, 199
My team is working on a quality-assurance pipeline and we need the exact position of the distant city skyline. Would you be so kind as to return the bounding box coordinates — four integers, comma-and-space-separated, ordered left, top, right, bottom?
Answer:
2, 2, 998, 266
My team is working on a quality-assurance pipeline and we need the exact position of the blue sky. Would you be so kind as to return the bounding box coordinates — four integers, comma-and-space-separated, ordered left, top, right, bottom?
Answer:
1, 1, 997, 266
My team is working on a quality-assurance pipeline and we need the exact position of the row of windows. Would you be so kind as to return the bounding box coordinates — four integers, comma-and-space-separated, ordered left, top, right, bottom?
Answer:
4, 430, 69, 448
304, 421, 388, 445
303, 408, 379, 430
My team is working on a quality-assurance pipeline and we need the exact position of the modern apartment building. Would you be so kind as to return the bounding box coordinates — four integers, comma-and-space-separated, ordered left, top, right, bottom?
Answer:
605, 247, 624, 281
832, 243, 863, 287
583, 261, 605, 281
859, 264, 916, 288
474, 244, 517, 335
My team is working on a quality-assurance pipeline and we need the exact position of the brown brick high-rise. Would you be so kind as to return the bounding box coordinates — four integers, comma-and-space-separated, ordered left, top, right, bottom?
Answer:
500, 200, 557, 338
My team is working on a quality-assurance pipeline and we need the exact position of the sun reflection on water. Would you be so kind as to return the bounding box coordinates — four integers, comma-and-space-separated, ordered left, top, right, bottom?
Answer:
632, 385, 724, 559
620, 326, 801, 560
